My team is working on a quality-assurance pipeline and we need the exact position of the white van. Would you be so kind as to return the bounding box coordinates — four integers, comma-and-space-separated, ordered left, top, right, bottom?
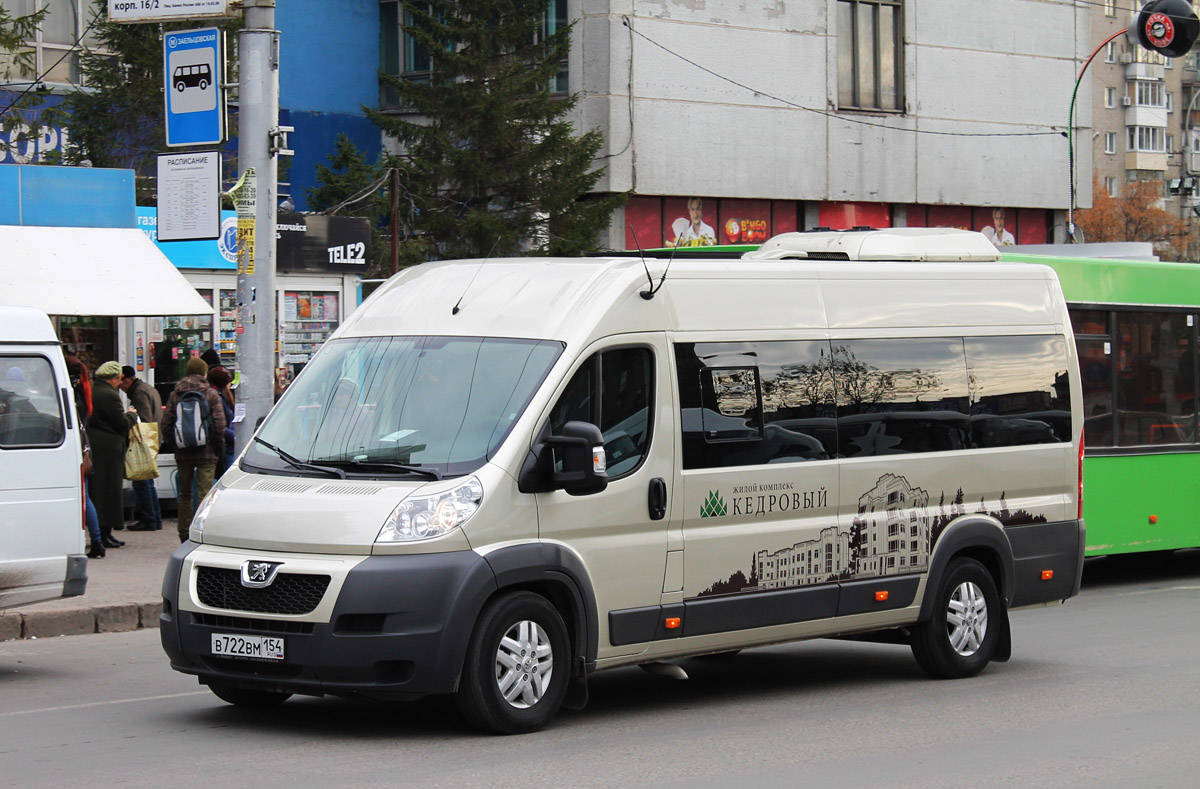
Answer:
0, 306, 88, 609
160, 229, 1085, 733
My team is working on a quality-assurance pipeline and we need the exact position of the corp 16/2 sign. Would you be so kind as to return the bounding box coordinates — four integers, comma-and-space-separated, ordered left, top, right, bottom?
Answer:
163, 28, 226, 147
109, 1, 234, 23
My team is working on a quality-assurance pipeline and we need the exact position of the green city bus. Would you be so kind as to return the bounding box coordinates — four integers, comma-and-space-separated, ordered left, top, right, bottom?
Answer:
638, 240, 1200, 556
1003, 251, 1200, 556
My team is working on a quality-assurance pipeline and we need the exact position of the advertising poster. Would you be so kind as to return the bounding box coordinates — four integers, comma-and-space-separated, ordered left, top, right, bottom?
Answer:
719, 199, 771, 245
623, 196, 662, 251
973, 207, 1017, 247
1016, 209, 1049, 244
663, 196, 717, 247
818, 201, 891, 230
926, 205, 971, 230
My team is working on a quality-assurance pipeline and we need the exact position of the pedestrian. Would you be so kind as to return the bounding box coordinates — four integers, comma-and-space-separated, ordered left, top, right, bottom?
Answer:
120, 364, 164, 531
160, 356, 226, 543
86, 360, 136, 550
65, 355, 104, 558
206, 365, 236, 478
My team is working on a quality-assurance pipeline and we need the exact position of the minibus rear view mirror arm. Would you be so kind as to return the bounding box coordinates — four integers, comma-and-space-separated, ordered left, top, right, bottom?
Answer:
517, 421, 608, 496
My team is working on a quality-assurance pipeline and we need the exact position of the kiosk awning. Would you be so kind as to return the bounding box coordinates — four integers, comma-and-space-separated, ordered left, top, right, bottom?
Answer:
0, 225, 214, 316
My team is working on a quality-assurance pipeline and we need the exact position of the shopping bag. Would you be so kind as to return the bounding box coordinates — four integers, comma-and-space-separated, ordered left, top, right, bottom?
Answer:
125, 419, 160, 481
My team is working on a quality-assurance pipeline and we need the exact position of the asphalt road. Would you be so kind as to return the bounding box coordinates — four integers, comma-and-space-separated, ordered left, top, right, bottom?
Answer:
1, 550, 1198, 788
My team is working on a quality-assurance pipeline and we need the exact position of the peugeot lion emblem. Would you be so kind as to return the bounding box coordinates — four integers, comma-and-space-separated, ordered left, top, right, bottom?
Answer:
240, 560, 283, 588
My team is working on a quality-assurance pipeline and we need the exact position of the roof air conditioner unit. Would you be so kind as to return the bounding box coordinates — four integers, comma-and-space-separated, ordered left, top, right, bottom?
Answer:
1122, 96, 1133, 106
1119, 53, 1133, 64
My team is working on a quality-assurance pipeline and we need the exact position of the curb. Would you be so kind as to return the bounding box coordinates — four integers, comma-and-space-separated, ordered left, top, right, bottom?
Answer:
0, 601, 163, 642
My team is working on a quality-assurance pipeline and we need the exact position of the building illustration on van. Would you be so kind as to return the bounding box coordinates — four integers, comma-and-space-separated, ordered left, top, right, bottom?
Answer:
698, 472, 1047, 598
174, 63, 212, 92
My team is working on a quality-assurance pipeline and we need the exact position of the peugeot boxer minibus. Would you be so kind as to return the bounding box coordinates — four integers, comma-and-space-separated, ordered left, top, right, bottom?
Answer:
160, 229, 1085, 733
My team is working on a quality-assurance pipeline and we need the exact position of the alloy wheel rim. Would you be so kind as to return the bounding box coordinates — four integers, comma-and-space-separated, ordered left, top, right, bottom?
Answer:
946, 580, 988, 656
494, 619, 554, 709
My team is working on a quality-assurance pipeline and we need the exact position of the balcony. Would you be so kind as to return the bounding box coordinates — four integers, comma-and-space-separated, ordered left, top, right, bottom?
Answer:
1126, 151, 1168, 171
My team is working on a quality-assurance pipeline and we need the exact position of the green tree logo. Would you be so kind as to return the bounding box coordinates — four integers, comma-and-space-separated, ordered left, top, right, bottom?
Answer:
700, 490, 727, 518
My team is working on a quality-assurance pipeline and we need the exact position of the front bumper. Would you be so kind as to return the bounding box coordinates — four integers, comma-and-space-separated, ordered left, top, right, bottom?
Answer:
159, 542, 497, 700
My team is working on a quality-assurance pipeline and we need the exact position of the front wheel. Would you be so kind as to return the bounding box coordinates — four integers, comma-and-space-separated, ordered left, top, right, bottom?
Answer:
455, 591, 571, 734
911, 557, 1001, 679
207, 681, 292, 707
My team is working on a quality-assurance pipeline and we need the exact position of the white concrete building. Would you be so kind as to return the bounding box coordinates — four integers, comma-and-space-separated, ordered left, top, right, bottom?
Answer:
566, 0, 1091, 249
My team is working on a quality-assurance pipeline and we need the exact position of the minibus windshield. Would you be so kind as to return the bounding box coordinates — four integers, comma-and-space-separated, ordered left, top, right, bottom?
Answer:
245, 335, 563, 478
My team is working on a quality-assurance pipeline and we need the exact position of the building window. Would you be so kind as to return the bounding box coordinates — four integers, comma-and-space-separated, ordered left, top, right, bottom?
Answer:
378, 0, 570, 107
1104, 0, 1116, 16
1127, 125, 1166, 153
1167, 92, 1174, 112
1135, 80, 1165, 107
1105, 132, 1117, 154
1105, 87, 1116, 108
7, 0, 108, 87
1167, 133, 1175, 153
1106, 42, 1116, 63
837, 0, 904, 112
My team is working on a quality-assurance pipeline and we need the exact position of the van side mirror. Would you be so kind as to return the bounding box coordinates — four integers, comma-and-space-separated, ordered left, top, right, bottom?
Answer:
518, 421, 608, 496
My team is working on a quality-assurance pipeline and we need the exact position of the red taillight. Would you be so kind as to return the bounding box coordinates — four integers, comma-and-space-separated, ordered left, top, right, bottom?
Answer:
1077, 429, 1085, 521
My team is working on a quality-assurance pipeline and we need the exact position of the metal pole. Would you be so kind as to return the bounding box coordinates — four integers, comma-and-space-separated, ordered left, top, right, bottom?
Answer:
390, 167, 399, 276
234, 0, 279, 455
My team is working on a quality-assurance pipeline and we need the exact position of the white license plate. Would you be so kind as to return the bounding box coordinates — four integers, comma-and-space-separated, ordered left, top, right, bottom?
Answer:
211, 633, 285, 661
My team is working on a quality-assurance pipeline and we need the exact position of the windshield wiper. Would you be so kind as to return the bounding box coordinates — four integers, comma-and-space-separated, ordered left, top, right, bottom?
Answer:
313, 458, 442, 481
253, 437, 347, 479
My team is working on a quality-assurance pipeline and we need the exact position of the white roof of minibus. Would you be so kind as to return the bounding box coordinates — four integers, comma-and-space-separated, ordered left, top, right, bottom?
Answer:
0, 306, 58, 344
338, 249, 1061, 349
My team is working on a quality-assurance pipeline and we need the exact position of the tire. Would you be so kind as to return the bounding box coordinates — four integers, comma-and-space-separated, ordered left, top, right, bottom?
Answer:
207, 681, 292, 707
911, 557, 1001, 679
175, 81, 186, 92
199, 79, 209, 90
455, 591, 571, 735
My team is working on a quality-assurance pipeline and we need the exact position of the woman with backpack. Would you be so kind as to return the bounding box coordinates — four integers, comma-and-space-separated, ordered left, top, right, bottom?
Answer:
159, 356, 226, 543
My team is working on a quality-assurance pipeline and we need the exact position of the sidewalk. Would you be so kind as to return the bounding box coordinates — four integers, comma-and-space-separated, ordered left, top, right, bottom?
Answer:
0, 521, 180, 641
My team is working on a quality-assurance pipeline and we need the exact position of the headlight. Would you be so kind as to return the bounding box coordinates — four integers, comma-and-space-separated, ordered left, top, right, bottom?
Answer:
191, 482, 224, 535
376, 476, 483, 543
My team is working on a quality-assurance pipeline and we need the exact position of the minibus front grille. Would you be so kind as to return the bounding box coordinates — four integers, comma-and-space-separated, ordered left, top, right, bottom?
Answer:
195, 566, 331, 615
190, 612, 315, 634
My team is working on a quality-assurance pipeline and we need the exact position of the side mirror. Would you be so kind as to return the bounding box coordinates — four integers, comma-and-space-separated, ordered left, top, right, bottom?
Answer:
548, 421, 608, 496
518, 421, 608, 496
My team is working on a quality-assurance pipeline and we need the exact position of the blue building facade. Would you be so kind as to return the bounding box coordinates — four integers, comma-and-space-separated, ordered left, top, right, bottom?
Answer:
277, 0, 382, 210
1, 0, 382, 210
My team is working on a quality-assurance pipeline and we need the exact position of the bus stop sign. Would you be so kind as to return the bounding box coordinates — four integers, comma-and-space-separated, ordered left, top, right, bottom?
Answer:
163, 28, 226, 147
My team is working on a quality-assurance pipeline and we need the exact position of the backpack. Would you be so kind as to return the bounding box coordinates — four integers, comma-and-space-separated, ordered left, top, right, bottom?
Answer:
174, 389, 213, 450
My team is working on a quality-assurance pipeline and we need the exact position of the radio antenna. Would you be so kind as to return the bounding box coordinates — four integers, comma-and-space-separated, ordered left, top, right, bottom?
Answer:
452, 236, 502, 315
641, 234, 681, 300
628, 224, 654, 292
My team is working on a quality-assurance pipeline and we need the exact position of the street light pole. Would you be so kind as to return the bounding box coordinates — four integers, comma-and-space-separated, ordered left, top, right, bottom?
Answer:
234, 0, 279, 454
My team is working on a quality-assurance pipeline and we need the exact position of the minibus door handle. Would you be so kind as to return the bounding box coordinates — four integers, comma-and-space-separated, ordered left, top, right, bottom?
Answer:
648, 477, 667, 521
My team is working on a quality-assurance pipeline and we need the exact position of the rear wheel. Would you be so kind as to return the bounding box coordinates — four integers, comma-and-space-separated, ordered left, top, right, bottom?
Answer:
911, 557, 1001, 679
455, 591, 570, 735
207, 681, 291, 707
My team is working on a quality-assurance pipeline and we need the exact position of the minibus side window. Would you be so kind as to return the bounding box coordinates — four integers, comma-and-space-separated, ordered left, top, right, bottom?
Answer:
675, 340, 836, 469
0, 356, 66, 448
965, 335, 1073, 447
834, 339, 970, 457
549, 347, 653, 478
